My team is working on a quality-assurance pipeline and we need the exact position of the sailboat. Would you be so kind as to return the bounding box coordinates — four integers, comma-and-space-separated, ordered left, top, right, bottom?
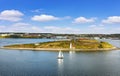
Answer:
58, 50, 64, 59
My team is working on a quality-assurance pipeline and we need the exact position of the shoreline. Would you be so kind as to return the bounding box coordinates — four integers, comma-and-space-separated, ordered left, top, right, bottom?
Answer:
0, 47, 118, 52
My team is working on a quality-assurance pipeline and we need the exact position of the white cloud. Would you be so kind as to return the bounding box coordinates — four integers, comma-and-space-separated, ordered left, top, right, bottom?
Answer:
0, 23, 81, 33
73, 17, 96, 23
102, 16, 120, 24
0, 10, 24, 22
0, 23, 120, 34
89, 25, 97, 28
85, 24, 107, 34
89, 24, 105, 30
31, 9, 44, 13
31, 14, 71, 22
31, 14, 60, 22
99, 24, 104, 26
44, 26, 81, 34
0, 25, 6, 28
0, 25, 6, 31
12, 22, 30, 27
11, 23, 43, 32
89, 24, 104, 28
0, 22, 43, 33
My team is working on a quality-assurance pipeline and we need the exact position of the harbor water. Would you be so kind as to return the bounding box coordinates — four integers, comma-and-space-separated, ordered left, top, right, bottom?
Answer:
0, 39, 120, 76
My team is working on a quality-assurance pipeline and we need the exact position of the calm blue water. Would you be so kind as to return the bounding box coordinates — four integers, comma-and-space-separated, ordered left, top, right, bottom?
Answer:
0, 39, 120, 76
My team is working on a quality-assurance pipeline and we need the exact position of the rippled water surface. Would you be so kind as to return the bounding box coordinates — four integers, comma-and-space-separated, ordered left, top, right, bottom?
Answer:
0, 39, 120, 76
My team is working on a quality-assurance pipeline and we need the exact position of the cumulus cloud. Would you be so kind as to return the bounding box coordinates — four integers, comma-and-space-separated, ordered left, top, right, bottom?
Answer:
0, 10, 24, 22
102, 16, 120, 24
73, 17, 96, 23
31, 14, 71, 22
31, 14, 60, 22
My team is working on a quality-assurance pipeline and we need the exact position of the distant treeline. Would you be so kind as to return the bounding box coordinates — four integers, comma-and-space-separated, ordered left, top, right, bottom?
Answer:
0, 32, 120, 39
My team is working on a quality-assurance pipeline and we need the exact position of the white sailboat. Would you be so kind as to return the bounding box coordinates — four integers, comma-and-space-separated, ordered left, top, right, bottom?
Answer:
58, 50, 64, 59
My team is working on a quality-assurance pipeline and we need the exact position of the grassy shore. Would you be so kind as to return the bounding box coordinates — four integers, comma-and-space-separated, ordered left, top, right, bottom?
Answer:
3, 39, 116, 51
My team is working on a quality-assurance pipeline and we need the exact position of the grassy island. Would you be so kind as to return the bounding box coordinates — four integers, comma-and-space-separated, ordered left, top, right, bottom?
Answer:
3, 39, 116, 51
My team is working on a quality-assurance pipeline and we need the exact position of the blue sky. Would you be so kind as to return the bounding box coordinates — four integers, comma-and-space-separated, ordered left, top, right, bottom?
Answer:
0, 0, 120, 34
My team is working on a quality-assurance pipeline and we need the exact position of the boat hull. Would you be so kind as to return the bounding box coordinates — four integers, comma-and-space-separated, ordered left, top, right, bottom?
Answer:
57, 57, 64, 59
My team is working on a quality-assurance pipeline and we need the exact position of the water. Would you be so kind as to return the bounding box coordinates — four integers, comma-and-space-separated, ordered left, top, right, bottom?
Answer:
0, 38, 54, 47
0, 39, 120, 76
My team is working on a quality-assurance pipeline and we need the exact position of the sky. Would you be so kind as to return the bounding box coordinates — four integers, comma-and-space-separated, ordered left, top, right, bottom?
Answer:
0, 0, 120, 34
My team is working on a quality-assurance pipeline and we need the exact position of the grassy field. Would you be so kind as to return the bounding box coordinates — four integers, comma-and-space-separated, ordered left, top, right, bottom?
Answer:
4, 39, 114, 49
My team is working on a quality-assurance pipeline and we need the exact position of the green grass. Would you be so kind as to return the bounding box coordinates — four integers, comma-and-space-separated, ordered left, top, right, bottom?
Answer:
4, 39, 114, 49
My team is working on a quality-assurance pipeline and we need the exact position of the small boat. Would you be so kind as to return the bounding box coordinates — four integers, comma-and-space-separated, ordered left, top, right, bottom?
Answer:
58, 50, 64, 59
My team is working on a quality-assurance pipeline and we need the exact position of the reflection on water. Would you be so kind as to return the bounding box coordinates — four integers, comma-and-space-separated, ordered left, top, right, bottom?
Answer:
58, 59, 63, 65
69, 50, 75, 54
57, 59, 64, 76
69, 50, 76, 60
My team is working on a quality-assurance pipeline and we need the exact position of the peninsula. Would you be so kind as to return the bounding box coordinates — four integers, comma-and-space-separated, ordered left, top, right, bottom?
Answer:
3, 39, 116, 51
